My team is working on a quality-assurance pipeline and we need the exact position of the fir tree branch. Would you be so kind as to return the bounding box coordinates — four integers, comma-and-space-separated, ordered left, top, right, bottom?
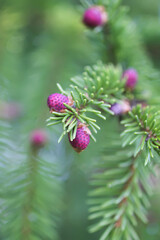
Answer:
121, 105, 160, 164
21, 150, 38, 239
3, 144, 61, 240
88, 134, 152, 240
78, 2, 160, 239
47, 63, 125, 142
46, 1, 160, 240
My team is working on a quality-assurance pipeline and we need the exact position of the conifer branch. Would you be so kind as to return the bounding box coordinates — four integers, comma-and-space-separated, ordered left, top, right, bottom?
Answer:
21, 150, 38, 239
3, 146, 61, 240
121, 105, 160, 164
78, 1, 160, 240
88, 135, 152, 240
47, 63, 125, 142
46, 0, 160, 239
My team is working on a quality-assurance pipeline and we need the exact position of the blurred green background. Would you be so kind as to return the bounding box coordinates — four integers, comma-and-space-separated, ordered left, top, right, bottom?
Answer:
0, 0, 160, 239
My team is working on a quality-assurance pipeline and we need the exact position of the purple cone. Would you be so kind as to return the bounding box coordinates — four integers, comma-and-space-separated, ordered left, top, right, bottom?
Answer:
0, 102, 21, 120
83, 6, 107, 28
69, 126, 90, 152
30, 129, 48, 147
47, 93, 69, 112
110, 103, 123, 115
110, 101, 131, 115
123, 68, 138, 89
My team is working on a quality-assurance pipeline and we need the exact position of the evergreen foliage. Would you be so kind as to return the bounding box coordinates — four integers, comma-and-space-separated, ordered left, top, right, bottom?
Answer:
0, 0, 160, 240
0, 74, 62, 240
46, 0, 160, 239
88, 132, 152, 240
47, 63, 125, 142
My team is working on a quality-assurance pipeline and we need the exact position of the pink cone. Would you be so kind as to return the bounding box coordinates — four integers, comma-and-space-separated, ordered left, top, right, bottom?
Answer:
69, 124, 90, 152
123, 68, 138, 90
83, 6, 108, 28
47, 93, 69, 112
30, 129, 48, 148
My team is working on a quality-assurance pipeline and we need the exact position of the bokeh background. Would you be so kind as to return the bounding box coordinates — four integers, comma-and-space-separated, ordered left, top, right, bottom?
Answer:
0, 0, 160, 239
